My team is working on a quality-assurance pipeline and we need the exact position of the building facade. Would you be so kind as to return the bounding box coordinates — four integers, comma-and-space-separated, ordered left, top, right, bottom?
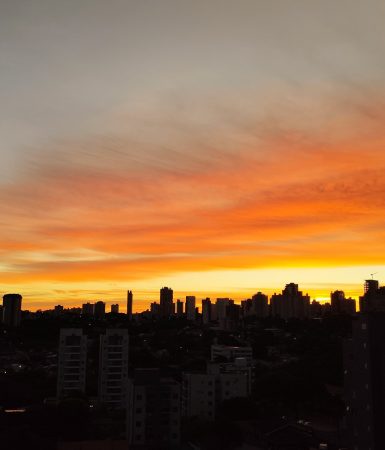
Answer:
57, 328, 87, 398
99, 329, 129, 409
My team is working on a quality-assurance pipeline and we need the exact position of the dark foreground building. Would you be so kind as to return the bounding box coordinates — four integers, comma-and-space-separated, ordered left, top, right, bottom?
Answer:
2, 293, 22, 327
344, 312, 385, 450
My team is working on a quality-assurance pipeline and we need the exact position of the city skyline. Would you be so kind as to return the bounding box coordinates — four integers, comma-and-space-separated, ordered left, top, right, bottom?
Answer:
9, 278, 369, 313
2, 0, 385, 310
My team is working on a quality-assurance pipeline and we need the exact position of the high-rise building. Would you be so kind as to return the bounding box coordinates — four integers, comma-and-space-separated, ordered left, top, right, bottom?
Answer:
160, 287, 173, 317
360, 280, 385, 312
270, 283, 310, 319
344, 313, 385, 450
2, 294, 22, 327
111, 304, 119, 314
82, 302, 94, 316
94, 301, 106, 319
185, 296, 196, 321
127, 290, 133, 320
127, 369, 181, 447
176, 299, 184, 317
99, 329, 129, 410
57, 329, 87, 398
202, 298, 211, 324
215, 298, 233, 322
331, 290, 345, 313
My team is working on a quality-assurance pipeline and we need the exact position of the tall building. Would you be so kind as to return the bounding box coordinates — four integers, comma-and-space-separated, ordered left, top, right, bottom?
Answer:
94, 301, 106, 319
160, 287, 174, 317
360, 280, 385, 312
127, 290, 133, 320
344, 313, 385, 450
57, 329, 87, 398
99, 329, 129, 410
185, 296, 196, 321
202, 298, 211, 324
270, 283, 310, 319
242, 292, 269, 319
176, 299, 184, 317
127, 369, 181, 447
82, 302, 94, 316
331, 290, 345, 313
2, 294, 22, 327
215, 298, 233, 322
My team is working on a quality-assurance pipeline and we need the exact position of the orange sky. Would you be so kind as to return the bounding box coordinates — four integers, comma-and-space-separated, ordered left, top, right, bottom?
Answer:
1, 86, 385, 311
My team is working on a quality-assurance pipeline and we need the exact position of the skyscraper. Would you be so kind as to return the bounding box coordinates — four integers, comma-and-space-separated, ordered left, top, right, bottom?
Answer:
176, 299, 184, 317
2, 293, 22, 327
185, 296, 196, 321
127, 290, 133, 320
202, 298, 211, 324
99, 329, 129, 410
57, 328, 87, 398
94, 301, 106, 319
160, 287, 173, 317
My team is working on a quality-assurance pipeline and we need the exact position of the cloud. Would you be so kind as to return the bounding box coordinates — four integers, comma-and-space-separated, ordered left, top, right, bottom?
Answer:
1, 85, 385, 302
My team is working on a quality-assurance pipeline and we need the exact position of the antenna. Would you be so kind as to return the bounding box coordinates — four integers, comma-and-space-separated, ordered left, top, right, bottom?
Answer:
370, 272, 378, 279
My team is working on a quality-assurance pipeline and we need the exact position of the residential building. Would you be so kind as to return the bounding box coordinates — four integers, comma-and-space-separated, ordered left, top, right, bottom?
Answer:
57, 329, 87, 398
127, 369, 181, 447
99, 329, 129, 409
344, 313, 385, 450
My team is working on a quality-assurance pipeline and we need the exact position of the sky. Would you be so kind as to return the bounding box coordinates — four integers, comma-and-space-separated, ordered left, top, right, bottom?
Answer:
1, 0, 385, 311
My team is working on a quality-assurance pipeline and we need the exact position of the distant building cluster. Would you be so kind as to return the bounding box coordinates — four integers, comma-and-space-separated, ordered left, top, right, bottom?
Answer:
3, 279, 385, 449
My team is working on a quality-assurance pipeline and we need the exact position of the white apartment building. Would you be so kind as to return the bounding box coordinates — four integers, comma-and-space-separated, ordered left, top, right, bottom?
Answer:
99, 329, 129, 409
57, 328, 87, 398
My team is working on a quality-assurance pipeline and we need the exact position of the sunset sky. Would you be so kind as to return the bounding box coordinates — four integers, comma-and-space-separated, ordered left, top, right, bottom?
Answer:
1, 0, 385, 311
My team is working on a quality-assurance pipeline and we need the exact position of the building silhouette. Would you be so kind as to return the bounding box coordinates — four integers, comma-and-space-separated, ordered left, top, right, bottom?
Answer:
110, 304, 119, 314
185, 296, 196, 321
344, 312, 385, 450
57, 329, 87, 398
127, 290, 133, 320
127, 369, 181, 447
270, 283, 310, 319
331, 290, 356, 315
94, 301, 106, 319
202, 298, 211, 324
99, 329, 128, 410
82, 302, 94, 316
360, 279, 385, 312
2, 293, 22, 327
176, 299, 184, 317
159, 287, 174, 317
